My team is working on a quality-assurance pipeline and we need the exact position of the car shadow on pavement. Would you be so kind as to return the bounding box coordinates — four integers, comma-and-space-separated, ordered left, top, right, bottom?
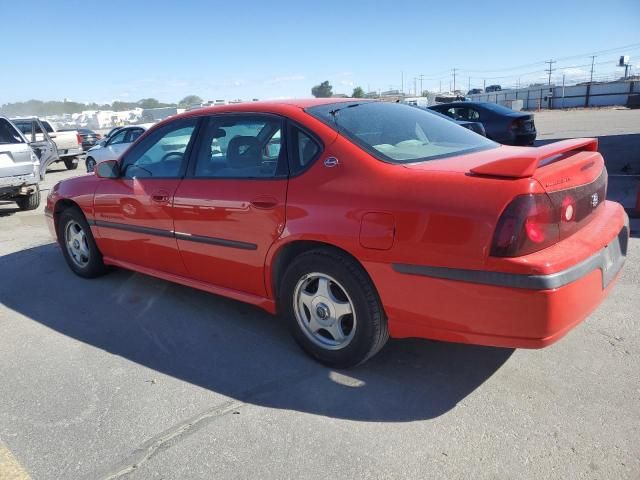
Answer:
0, 202, 20, 217
0, 244, 513, 422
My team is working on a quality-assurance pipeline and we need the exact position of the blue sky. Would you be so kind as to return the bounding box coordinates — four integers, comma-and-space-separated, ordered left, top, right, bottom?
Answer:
2, 0, 639, 104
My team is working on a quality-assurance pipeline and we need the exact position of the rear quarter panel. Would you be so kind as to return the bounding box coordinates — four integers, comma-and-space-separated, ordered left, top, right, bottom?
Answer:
270, 126, 542, 298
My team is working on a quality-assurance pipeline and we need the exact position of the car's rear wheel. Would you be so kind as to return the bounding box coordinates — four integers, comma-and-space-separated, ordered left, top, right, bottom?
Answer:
64, 158, 79, 170
58, 207, 107, 278
15, 185, 40, 211
280, 248, 388, 368
86, 157, 96, 173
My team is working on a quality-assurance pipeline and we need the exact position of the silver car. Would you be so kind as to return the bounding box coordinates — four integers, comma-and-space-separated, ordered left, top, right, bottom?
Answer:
0, 116, 48, 210
85, 124, 152, 172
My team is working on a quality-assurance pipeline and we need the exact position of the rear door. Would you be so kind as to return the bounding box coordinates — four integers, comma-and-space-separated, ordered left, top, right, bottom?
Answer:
172, 113, 288, 296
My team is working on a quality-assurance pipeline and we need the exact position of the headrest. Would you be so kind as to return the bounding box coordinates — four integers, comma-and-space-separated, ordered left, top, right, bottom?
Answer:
227, 136, 260, 168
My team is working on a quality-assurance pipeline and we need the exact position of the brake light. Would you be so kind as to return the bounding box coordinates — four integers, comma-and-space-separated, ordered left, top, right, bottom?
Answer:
490, 194, 559, 257
76, 133, 83, 145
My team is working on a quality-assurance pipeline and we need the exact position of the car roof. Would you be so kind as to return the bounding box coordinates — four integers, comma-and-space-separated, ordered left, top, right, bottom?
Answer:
177, 98, 367, 118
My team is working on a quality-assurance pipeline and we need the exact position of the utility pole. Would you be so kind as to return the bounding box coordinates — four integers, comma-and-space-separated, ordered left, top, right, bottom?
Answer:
419, 74, 424, 96
589, 56, 596, 83
545, 59, 556, 86
439, 80, 442, 92
452, 68, 457, 92
483, 79, 486, 91
414, 77, 418, 96
401, 72, 404, 94
468, 76, 471, 92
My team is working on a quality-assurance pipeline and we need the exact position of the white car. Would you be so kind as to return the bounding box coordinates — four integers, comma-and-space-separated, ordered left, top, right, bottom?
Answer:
85, 125, 152, 172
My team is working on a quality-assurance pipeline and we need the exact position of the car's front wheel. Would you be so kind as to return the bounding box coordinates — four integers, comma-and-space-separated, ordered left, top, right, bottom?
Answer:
86, 157, 96, 173
57, 207, 107, 278
280, 248, 389, 368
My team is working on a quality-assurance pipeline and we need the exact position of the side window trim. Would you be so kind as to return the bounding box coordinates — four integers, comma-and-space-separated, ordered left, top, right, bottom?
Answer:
119, 117, 201, 179
185, 112, 289, 180
285, 119, 324, 178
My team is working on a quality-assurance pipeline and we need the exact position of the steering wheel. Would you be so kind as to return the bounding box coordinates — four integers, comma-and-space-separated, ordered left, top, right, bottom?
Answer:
161, 151, 184, 163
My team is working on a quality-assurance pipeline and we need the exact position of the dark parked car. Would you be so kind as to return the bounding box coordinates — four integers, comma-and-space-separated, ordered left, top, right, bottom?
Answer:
467, 88, 483, 95
420, 107, 486, 136
485, 85, 502, 93
61, 128, 102, 151
429, 102, 536, 145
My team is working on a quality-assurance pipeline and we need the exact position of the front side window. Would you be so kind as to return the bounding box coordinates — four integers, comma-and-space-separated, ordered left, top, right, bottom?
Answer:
121, 118, 197, 178
307, 102, 496, 164
108, 130, 128, 145
193, 115, 285, 178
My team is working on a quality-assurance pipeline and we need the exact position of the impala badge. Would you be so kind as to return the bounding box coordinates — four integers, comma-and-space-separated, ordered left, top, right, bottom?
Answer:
324, 157, 339, 168
591, 192, 599, 208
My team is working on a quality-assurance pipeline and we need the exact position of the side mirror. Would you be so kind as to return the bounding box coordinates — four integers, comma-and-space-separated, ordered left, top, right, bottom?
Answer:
96, 160, 120, 179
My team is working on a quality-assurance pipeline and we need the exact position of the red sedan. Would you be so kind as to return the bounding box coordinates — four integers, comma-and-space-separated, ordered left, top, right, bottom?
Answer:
45, 99, 629, 367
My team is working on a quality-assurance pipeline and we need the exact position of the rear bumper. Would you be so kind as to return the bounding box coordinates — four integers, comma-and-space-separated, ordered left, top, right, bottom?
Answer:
58, 147, 83, 158
370, 201, 628, 349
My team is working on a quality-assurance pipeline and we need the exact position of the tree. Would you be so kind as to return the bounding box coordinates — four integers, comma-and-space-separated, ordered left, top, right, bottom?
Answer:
311, 81, 333, 98
352, 86, 365, 98
178, 95, 203, 108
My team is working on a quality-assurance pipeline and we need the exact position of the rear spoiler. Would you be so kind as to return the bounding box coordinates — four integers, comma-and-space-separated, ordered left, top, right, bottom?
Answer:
470, 138, 598, 178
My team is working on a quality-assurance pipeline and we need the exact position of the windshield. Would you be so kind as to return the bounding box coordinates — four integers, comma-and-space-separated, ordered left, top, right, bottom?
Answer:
306, 102, 496, 164
0, 119, 24, 144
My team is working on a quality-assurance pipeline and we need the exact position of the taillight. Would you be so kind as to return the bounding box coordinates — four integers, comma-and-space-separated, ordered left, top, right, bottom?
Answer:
490, 194, 559, 257
76, 133, 83, 145
510, 119, 521, 130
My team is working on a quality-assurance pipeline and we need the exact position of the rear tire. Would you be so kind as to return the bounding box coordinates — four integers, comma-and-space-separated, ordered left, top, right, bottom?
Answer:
64, 158, 78, 170
57, 207, 107, 278
279, 248, 388, 368
15, 186, 40, 211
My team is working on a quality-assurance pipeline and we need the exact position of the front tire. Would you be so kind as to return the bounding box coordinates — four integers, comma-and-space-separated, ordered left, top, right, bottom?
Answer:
57, 207, 107, 278
15, 186, 40, 211
64, 158, 79, 170
280, 249, 388, 368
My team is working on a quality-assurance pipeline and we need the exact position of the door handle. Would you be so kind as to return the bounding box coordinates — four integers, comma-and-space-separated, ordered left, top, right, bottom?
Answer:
151, 191, 170, 204
250, 196, 278, 209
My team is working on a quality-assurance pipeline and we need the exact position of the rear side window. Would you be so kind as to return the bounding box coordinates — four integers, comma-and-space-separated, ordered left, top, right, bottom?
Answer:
288, 126, 321, 175
41, 121, 54, 133
12, 120, 32, 136
0, 119, 24, 144
307, 102, 496, 164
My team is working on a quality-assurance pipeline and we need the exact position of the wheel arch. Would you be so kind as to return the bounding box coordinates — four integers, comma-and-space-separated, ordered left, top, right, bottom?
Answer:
52, 199, 83, 239
267, 239, 379, 311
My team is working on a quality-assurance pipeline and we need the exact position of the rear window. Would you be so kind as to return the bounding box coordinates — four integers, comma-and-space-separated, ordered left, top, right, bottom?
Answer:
0, 119, 24, 144
478, 103, 516, 115
306, 102, 496, 164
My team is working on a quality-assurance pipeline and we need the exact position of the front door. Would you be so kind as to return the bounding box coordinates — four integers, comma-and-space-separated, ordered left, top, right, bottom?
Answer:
93, 117, 199, 275
172, 114, 288, 297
